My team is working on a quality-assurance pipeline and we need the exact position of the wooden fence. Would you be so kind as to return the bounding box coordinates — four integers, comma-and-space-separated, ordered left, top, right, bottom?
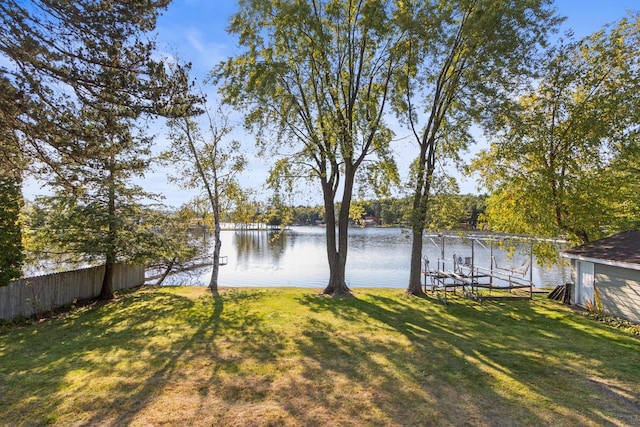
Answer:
0, 264, 145, 321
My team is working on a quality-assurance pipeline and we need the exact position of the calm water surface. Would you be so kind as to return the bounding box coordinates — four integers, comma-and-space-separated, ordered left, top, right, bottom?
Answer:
162, 226, 570, 289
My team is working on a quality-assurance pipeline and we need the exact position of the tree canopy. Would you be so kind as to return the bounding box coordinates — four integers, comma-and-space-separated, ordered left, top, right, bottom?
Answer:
165, 102, 247, 291
472, 14, 640, 245
0, 0, 197, 297
391, 0, 561, 294
216, 0, 405, 296
0, 77, 25, 285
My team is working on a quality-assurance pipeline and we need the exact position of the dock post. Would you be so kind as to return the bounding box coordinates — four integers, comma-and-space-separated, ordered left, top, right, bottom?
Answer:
529, 240, 534, 299
490, 240, 494, 288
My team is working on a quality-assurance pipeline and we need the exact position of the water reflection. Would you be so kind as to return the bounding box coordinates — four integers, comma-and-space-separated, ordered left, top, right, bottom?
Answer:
161, 226, 570, 289
234, 231, 288, 266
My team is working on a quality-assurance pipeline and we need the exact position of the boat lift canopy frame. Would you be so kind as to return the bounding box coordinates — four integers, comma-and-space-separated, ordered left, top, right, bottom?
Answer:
422, 233, 564, 301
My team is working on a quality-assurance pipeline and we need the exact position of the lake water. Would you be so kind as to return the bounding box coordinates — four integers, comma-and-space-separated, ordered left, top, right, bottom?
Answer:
160, 226, 570, 289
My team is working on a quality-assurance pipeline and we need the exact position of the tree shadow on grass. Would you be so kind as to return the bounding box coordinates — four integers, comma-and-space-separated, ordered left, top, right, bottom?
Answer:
0, 287, 286, 426
97, 287, 288, 426
2, 289, 192, 424
294, 291, 640, 426
289, 293, 536, 425
2, 288, 639, 425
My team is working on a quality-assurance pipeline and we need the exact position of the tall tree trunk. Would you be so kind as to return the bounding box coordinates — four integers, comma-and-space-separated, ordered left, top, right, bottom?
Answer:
209, 202, 222, 292
407, 183, 428, 295
179, 116, 224, 292
320, 169, 353, 297
407, 138, 435, 296
0, 176, 24, 286
99, 157, 117, 300
99, 259, 115, 300
321, 181, 339, 295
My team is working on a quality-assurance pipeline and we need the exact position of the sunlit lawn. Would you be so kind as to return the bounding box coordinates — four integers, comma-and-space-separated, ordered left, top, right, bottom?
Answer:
1, 286, 639, 426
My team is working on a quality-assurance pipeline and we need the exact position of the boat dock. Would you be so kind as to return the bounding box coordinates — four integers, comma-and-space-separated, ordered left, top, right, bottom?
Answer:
420, 233, 554, 302
424, 262, 533, 301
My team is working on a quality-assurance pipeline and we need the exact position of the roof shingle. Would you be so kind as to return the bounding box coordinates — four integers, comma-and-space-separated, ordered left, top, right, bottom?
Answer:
562, 230, 640, 265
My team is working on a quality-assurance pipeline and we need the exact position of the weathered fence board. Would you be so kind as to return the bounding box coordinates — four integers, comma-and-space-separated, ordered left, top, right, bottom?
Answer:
0, 264, 145, 321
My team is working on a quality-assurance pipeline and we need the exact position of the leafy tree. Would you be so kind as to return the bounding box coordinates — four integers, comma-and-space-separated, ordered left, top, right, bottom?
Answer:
216, 0, 404, 296
383, 197, 413, 226
291, 205, 325, 225
460, 194, 486, 229
393, 0, 560, 295
0, 178, 23, 286
165, 103, 246, 291
349, 201, 367, 226
262, 159, 297, 230
426, 195, 463, 231
0, 77, 25, 285
29, 109, 164, 299
0, 0, 197, 298
261, 194, 295, 229
473, 15, 640, 245
229, 192, 261, 228
0, 0, 191, 168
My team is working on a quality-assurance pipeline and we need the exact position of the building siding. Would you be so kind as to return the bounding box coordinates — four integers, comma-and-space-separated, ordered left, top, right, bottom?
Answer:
594, 264, 640, 324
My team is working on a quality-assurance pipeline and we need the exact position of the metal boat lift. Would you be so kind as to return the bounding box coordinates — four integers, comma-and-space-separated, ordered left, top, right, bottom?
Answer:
422, 233, 541, 301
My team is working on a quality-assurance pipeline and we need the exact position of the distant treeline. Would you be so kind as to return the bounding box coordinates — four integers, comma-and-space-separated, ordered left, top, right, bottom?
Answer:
290, 194, 487, 229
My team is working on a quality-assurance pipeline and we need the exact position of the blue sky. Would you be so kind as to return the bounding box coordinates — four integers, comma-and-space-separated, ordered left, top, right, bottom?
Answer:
24, 1, 640, 207
146, 0, 639, 208
155, 0, 639, 82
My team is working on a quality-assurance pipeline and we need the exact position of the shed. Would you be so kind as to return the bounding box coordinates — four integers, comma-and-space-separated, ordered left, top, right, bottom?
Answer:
561, 230, 640, 323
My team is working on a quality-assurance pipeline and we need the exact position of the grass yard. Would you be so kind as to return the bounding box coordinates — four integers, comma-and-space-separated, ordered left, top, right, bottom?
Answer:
1, 286, 639, 426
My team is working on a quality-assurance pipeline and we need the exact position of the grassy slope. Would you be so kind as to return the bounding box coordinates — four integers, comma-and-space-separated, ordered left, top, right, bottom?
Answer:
1, 286, 639, 426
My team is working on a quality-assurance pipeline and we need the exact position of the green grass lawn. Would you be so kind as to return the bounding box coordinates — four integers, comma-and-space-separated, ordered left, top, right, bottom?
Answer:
1, 286, 639, 426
